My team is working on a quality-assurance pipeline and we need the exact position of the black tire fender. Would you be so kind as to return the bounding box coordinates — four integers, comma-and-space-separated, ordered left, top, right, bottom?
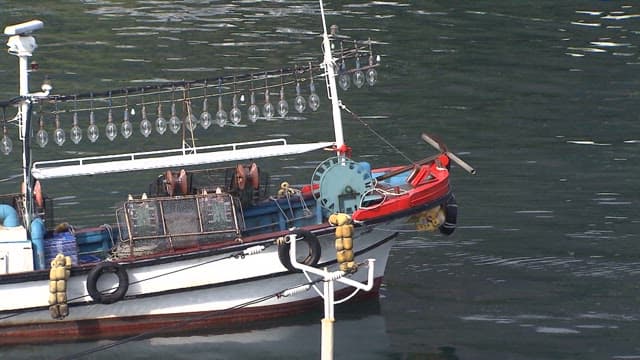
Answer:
86, 262, 129, 304
278, 229, 321, 272
439, 194, 458, 236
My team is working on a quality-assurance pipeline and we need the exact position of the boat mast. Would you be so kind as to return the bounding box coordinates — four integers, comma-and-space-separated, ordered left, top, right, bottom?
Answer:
5, 19, 45, 226
319, 0, 345, 154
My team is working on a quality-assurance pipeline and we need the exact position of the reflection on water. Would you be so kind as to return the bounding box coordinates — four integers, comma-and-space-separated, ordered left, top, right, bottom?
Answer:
569, 5, 640, 61
4, 308, 392, 360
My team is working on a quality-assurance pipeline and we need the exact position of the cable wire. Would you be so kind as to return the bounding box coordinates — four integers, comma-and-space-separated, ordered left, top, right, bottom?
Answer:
339, 102, 415, 164
55, 276, 323, 360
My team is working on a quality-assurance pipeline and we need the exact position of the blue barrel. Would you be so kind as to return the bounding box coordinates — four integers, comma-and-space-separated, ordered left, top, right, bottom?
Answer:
0, 204, 19, 227
30, 218, 46, 270
44, 231, 78, 268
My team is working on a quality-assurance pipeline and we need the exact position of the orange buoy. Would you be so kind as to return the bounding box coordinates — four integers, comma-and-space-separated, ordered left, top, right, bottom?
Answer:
177, 169, 188, 195
34, 180, 44, 208
235, 164, 247, 190
164, 169, 175, 196
248, 163, 260, 190
21, 181, 45, 208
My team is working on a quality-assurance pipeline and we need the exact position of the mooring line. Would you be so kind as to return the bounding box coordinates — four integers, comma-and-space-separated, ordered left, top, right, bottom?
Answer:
56, 277, 323, 360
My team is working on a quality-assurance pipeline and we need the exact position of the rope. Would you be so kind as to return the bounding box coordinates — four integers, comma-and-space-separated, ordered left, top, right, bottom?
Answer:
270, 196, 290, 223
339, 101, 414, 164
296, 192, 312, 217
269, 188, 313, 225
55, 276, 324, 360
357, 186, 411, 211
333, 260, 373, 305
0, 243, 273, 321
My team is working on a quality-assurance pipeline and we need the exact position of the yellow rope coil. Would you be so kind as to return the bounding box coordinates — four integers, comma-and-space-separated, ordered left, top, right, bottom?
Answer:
275, 236, 287, 246
330, 213, 357, 273
277, 181, 296, 198
415, 206, 446, 232
48, 253, 71, 320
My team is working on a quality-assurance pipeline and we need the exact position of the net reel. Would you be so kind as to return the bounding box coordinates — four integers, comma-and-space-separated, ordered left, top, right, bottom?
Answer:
311, 157, 373, 214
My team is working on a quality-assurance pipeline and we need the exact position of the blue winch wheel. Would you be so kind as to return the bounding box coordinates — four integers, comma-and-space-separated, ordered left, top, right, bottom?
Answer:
86, 262, 129, 304
311, 157, 373, 214
277, 229, 321, 272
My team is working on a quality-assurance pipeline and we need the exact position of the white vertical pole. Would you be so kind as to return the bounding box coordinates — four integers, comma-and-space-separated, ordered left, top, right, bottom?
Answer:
319, 0, 345, 152
289, 232, 375, 360
6, 21, 44, 226
321, 269, 335, 360
18, 43, 32, 226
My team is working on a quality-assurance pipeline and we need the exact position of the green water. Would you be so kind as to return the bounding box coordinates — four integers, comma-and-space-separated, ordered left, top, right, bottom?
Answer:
1, 1, 639, 359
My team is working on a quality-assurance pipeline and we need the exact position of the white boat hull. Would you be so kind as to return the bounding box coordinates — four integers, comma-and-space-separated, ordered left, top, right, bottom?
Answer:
0, 225, 395, 344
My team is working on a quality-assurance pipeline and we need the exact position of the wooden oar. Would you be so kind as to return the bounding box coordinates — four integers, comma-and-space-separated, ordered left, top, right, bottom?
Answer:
421, 133, 476, 175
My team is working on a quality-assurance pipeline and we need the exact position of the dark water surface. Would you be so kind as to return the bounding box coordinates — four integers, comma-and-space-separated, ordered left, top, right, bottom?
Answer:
1, 1, 639, 359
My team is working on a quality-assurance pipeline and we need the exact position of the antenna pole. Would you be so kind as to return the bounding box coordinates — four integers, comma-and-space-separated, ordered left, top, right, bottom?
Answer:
5, 19, 44, 226
319, 0, 345, 153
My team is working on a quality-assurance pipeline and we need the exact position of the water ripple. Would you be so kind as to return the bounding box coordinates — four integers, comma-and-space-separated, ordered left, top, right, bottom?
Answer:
462, 311, 630, 338
449, 252, 640, 279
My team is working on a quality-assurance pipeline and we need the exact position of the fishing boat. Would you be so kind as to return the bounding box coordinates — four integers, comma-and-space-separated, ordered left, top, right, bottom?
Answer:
0, 1, 474, 346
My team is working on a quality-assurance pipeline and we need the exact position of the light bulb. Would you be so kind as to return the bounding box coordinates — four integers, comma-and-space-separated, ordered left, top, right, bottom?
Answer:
248, 92, 259, 122
184, 106, 198, 131
200, 98, 212, 129
36, 116, 48, 148
87, 111, 99, 143
140, 117, 152, 138
294, 83, 306, 113
169, 116, 181, 134
216, 97, 227, 127
106, 122, 117, 141
70, 112, 82, 144
1, 133, 12, 155
278, 99, 288, 118
353, 57, 365, 88
54, 127, 65, 146
106, 109, 117, 141
263, 89, 274, 120
36, 128, 48, 148
53, 113, 65, 146
230, 95, 241, 125
354, 70, 365, 88
169, 102, 181, 134
230, 107, 241, 125
139, 104, 152, 138
155, 103, 167, 135
155, 116, 167, 134
200, 112, 212, 129
215, 110, 227, 127
121, 111, 133, 139
338, 61, 350, 91
366, 54, 378, 86
308, 81, 320, 112
121, 121, 133, 138
88, 124, 99, 142
339, 75, 351, 91
277, 87, 288, 118
366, 67, 377, 86
263, 102, 274, 120
71, 127, 82, 144
70, 113, 82, 144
